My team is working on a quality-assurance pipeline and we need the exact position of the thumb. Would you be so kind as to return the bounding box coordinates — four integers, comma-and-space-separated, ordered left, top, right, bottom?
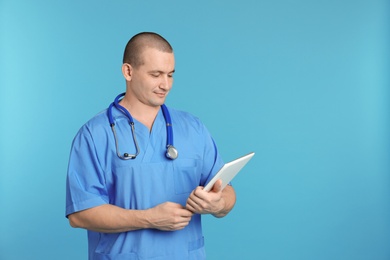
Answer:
212, 179, 223, 193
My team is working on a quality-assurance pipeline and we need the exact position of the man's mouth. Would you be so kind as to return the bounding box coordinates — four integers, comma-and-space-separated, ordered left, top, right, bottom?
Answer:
155, 92, 167, 98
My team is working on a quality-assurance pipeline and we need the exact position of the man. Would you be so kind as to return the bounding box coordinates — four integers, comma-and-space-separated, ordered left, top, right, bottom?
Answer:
66, 32, 236, 259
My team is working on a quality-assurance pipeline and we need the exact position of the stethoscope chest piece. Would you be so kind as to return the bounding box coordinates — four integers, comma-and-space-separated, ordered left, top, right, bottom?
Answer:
166, 145, 178, 160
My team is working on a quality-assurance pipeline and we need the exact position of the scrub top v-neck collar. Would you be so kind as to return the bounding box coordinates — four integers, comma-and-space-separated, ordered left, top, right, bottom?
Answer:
131, 108, 165, 162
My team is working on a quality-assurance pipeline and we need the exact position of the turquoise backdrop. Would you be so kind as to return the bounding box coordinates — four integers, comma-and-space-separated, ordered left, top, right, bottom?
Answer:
1, 0, 389, 259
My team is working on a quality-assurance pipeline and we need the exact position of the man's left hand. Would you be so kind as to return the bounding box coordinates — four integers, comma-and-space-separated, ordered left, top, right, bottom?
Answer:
185, 179, 226, 216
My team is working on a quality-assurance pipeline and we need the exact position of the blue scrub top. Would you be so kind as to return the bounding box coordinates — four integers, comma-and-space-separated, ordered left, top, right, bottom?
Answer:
66, 105, 224, 260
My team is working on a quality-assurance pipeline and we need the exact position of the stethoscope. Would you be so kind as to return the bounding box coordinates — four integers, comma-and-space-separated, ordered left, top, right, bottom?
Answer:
107, 92, 178, 160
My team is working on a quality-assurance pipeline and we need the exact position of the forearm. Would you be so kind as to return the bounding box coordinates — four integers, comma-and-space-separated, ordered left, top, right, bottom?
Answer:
68, 202, 193, 233
68, 204, 150, 233
213, 185, 236, 218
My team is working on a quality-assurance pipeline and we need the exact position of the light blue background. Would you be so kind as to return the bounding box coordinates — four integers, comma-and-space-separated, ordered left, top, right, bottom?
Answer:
1, 1, 389, 259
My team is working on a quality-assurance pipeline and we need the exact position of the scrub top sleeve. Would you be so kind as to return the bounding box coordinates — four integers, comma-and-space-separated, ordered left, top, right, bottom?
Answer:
200, 124, 224, 186
65, 126, 109, 217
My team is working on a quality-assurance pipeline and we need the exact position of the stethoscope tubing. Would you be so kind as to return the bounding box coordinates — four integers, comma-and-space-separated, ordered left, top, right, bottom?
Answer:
161, 104, 174, 147
108, 101, 140, 159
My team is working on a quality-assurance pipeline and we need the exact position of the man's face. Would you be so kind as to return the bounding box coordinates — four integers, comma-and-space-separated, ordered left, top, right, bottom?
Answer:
127, 47, 175, 108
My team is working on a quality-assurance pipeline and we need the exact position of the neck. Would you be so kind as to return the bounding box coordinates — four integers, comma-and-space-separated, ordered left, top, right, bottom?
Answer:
119, 98, 160, 131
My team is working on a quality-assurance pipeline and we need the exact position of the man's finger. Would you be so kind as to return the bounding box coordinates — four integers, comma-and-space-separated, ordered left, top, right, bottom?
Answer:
212, 179, 223, 192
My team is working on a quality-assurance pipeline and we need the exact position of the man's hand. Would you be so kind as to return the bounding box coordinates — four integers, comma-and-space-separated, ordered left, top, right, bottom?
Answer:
186, 179, 226, 216
146, 202, 194, 231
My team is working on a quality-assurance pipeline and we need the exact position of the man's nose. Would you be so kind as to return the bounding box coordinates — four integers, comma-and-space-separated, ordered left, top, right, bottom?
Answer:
160, 75, 171, 89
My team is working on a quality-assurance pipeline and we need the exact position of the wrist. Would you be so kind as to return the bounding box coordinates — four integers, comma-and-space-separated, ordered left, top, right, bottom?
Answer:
212, 199, 227, 218
139, 208, 153, 229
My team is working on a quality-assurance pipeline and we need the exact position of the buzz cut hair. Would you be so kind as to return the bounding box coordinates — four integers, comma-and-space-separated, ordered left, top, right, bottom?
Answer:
123, 32, 173, 68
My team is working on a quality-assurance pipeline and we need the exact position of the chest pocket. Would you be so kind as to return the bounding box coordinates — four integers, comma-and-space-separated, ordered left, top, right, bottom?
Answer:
173, 159, 201, 195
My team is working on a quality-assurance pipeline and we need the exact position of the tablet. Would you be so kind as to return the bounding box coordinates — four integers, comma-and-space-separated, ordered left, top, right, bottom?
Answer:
203, 152, 255, 192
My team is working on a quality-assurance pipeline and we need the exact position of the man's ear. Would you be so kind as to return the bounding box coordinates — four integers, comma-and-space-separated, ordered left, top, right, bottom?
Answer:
122, 63, 133, 81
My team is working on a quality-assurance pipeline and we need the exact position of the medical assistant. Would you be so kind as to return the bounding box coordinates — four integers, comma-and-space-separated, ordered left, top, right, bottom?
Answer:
66, 104, 224, 260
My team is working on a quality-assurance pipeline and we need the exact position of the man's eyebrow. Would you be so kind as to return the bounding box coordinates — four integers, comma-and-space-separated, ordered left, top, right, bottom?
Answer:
149, 69, 175, 74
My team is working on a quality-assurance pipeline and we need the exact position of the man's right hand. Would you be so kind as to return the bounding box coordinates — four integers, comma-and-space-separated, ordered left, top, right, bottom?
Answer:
146, 202, 193, 231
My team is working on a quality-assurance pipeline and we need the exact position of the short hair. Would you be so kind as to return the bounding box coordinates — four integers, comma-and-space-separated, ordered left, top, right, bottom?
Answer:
123, 32, 173, 67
